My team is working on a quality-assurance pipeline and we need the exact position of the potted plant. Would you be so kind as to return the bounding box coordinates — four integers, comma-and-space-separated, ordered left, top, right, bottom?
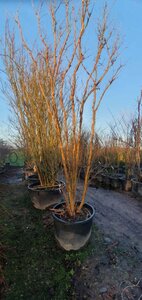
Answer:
36, 1, 121, 250
131, 91, 142, 196
3, 0, 122, 248
108, 115, 136, 192
3, 28, 65, 209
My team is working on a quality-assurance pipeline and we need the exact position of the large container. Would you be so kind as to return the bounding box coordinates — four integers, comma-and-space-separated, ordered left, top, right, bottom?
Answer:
131, 179, 142, 196
27, 174, 39, 184
28, 181, 65, 210
52, 202, 95, 251
24, 168, 35, 180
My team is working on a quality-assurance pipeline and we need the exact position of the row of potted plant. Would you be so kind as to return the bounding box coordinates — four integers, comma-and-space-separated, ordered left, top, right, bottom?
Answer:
88, 168, 142, 196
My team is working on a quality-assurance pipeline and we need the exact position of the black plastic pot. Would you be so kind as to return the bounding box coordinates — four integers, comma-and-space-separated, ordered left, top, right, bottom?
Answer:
80, 167, 85, 180
120, 178, 132, 192
110, 176, 121, 190
28, 181, 65, 210
89, 176, 99, 188
24, 168, 35, 180
96, 174, 103, 184
102, 175, 111, 189
27, 174, 39, 184
5, 162, 10, 170
52, 202, 95, 251
131, 179, 142, 196
0, 166, 6, 174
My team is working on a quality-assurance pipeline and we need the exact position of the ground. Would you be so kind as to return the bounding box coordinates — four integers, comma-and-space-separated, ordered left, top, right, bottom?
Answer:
0, 168, 142, 300
77, 183, 142, 252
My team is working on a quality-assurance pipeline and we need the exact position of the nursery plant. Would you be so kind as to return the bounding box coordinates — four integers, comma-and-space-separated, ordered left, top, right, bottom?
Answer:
30, 0, 121, 214
2, 0, 122, 248
3, 30, 62, 188
131, 91, 142, 181
129, 91, 142, 195
109, 95, 142, 181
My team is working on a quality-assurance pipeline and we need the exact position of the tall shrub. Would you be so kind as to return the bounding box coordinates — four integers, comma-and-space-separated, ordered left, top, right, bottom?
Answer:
3, 1, 122, 214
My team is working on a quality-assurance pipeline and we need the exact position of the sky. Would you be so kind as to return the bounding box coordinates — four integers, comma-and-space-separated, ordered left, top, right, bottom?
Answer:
0, 0, 142, 140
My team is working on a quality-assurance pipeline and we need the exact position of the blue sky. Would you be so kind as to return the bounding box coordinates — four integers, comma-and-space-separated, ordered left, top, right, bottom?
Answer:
0, 0, 142, 140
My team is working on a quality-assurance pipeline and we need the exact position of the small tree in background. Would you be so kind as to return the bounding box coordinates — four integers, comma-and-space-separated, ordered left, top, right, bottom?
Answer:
109, 91, 142, 181
131, 91, 142, 181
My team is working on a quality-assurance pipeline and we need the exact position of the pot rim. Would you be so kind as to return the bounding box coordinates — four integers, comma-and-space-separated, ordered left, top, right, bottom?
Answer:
131, 179, 142, 184
28, 174, 38, 178
28, 180, 65, 192
52, 202, 95, 225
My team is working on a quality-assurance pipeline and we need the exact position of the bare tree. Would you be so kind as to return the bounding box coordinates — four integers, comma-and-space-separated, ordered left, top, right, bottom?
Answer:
3, 0, 122, 216
2, 28, 62, 186
109, 90, 142, 181
131, 91, 142, 180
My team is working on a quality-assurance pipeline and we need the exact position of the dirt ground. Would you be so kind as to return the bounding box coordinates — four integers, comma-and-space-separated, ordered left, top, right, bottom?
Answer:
0, 167, 23, 185
75, 183, 142, 299
80, 184, 142, 252
1, 168, 142, 299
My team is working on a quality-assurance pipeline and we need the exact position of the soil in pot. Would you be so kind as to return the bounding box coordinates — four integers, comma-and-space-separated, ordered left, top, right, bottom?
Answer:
28, 181, 65, 210
52, 202, 95, 251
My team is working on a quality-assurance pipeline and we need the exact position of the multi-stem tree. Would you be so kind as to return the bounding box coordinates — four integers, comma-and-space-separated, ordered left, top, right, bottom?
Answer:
3, 0, 122, 215
3, 33, 61, 187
